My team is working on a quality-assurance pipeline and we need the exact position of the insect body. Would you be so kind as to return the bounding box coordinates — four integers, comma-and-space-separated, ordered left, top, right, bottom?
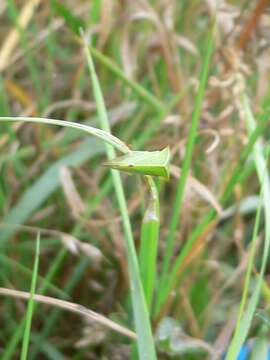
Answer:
103, 146, 170, 180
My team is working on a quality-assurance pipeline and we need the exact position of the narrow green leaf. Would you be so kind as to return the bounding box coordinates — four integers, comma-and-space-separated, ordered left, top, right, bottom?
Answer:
82, 32, 157, 359
20, 233, 40, 360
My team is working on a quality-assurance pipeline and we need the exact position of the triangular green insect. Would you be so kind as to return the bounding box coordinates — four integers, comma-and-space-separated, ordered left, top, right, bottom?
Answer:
103, 146, 170, 180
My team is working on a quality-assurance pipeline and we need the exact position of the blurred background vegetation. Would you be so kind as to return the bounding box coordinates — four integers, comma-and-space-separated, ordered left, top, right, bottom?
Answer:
0, 0, 270, 359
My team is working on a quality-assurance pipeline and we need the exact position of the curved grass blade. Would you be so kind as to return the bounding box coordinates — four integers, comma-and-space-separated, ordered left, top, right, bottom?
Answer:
0, 287, 136, 340
0, 116, 130, 154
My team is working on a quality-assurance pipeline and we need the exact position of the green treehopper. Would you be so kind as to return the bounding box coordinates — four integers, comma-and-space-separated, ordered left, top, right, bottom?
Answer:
103, 146, 170, 180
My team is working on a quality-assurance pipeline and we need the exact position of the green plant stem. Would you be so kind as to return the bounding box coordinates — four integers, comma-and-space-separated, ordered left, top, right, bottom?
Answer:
20, 233, 40, 360
139, 176, 160, 312
83, 35, 157, 359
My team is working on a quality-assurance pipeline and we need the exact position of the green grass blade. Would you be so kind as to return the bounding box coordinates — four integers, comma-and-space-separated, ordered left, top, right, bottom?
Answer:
82, 34, 157, 359
155, 18, 215, 315
139, 176, 160, 312
225, 93, 270, 359
20, 233, 40, 360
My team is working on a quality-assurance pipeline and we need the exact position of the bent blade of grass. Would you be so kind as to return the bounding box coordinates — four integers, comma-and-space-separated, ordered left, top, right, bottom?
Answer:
0, 117, 130, 154
0, 287, 136, 340
83, 34, 157, 359
155, 18, 215, 315
139, 176, 160, 312
20, 232, 40, 360
0, 117, 169, 180
225, 93, 270, 359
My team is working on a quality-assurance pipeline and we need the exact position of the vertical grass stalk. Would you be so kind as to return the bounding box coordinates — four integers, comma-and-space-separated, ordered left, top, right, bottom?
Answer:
20, 233, 40, 360
82, 33, 157, 359
139, 176, 160, 312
